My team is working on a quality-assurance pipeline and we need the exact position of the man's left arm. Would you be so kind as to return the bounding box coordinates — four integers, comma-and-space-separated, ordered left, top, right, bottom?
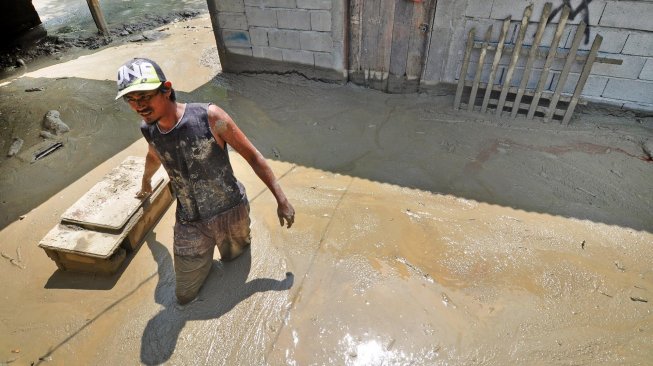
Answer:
207, 105, 295, 228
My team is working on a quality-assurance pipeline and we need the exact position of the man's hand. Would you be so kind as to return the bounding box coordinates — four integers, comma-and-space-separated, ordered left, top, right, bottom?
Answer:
135, 179, 152, 199
278, 201, 295, 228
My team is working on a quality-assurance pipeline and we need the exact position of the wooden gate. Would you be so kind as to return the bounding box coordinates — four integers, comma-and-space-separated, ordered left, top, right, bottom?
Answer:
453, 3, 621, 124
348, 0, 437, 93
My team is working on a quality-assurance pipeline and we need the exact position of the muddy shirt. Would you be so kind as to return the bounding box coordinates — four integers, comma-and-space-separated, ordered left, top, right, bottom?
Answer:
141, 103, 244, 223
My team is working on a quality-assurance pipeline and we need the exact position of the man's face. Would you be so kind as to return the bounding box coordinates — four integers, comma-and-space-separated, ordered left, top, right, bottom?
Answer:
123, 89, 165, 124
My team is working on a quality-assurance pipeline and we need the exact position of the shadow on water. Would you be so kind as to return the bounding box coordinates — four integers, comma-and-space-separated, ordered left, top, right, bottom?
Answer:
140, 236, 294, 365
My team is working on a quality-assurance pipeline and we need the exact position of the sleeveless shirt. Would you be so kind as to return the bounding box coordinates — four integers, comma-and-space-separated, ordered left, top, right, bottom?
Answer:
140, 103, 244, 222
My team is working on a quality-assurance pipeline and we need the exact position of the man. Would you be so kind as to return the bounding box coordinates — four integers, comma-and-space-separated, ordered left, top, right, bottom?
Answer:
116, 58, 295, 305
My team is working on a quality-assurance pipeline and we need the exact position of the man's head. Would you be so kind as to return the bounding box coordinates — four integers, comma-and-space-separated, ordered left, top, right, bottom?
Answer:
117, 58, 176, 123
115, 58, 168, 99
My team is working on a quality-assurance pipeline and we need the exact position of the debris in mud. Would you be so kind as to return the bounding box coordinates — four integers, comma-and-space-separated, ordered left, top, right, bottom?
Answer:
42, 110, 70, 135
6, 138, 24, 157
272, 147, 281, 158
1, 249, 25, 270
33, 142, 64, 162
614, 261, 626, 272
643, 139, 653, 160
39, 131, 58, 140
25, 87, 44, 92
630, 296, 648, 303
581, 240, 585, 249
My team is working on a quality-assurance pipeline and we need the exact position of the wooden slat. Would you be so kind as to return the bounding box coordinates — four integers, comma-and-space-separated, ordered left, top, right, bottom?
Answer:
563, 34, 602, 125
463, 80, 587, 105
472, 43, 622, 65
496, 5, 532, 115
481, 17, 511, 112
348, 0, 363, 75
454, 28, 475, 110
86, 0, 110, 36
528, 6, 570, 119
360, 0, 380, 86
545, 21, 586, 122
511, 2, 552, 118
406, 0, 434, 80
388, 0, 413, 80
468, 25, 493, 112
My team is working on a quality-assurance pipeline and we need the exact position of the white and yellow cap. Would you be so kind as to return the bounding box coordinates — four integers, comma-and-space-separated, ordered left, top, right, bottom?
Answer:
115, 58, 167, 100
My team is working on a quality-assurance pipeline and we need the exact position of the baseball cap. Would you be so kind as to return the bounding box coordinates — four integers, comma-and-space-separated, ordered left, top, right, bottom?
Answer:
115, 58, 167, 100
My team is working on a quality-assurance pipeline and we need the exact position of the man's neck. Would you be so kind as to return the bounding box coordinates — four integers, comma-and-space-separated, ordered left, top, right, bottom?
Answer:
156, 102, 185, 131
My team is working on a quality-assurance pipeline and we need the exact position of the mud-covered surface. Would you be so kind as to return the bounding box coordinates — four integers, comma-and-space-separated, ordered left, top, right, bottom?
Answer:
1, 12, 653, 366
1, 0, 204, 74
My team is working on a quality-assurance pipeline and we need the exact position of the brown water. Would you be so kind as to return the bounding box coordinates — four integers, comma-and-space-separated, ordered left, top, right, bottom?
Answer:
1, 13, 652, 366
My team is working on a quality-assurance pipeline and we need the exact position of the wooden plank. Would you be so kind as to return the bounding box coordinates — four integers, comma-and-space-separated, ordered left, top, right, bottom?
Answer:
348, 0, 364, 76
86, 0, 110, 36
472, 43, 622, 65
463, 99, 567, 117
463, 80, 586, 105
360, 0, 379, 87
389, 0, 413, 76
39, 209, 143, 259
496, 5, 532, 116
511, 2, 552, 118
405, 0, 429, 79
61, 156, 166, 230
563, 34, 602, 125
454, 28, 475, 110
388, 0, 414, 90
481, 16, 511, 113
528, 6, 570, 119
468, 25, 493, 112
545, 21, 586, 122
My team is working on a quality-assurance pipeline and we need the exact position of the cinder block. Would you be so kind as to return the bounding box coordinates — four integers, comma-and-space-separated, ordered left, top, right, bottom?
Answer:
623, 32, 653, 57
603, 78, 653, 103
300, 31, 333, 52
465, 0, 493, 18
297, 0, 331, 10
264, 0, 297, 7
592, 55, 645, 79
218, 12, 248, 30
564, 26, 628, 53
282, 49, 315, 65
246, 6, 277, 27
253, 46, 284, 60
491, 0, 605, 25
222, 29, 252, 47
250, 27, 269, 46
314, 51, 334, 68
245, 0, 296, 7
600, 1, 653, 32
559, 73, 608, 96
640, 58, 653, 81
623, 101, 653, 112
230, 46, 254, 56
268, 29, 301, 49
310, 10, 331, 31
216, 0, 245, 12
278, 9, 311, 30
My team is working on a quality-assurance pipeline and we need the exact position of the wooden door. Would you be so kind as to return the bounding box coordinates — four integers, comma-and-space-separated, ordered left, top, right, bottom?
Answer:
348, 0, 436, 93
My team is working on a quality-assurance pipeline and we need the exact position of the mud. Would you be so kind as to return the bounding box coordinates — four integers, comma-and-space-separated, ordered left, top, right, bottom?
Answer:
1, 10, 652, 366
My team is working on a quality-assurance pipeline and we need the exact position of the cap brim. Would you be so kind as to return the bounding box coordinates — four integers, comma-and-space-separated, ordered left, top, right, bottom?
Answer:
115, 82, 163, 100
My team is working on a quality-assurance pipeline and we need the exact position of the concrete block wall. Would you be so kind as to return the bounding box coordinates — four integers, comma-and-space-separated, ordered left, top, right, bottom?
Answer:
423, 0, 653, 111
207, 0, 345, 80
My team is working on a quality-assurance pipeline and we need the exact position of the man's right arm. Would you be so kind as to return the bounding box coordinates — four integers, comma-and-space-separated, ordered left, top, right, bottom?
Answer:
136, 144, 162, 198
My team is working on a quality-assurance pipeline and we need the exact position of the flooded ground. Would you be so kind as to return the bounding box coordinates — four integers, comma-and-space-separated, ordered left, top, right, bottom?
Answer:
1, 8, 652, 366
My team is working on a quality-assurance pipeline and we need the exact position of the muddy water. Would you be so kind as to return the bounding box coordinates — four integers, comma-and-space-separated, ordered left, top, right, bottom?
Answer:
1, 11, 653, 366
